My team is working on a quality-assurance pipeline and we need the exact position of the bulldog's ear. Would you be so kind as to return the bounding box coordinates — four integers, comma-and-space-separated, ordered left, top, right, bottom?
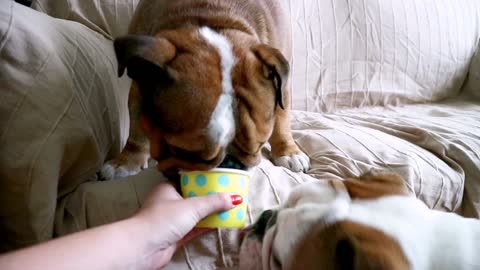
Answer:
334, 224, 411, 270
343, 174, 410, 200
252, 44, 289, 110
114, 35, 176, 83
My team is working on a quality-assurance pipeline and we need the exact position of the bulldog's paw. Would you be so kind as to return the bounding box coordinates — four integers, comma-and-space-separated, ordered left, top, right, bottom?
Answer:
99, 152, 149, 180
273, 152, 310, 173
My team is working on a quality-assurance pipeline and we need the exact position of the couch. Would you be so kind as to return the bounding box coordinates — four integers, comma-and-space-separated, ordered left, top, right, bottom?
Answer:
1, 0, 480, 268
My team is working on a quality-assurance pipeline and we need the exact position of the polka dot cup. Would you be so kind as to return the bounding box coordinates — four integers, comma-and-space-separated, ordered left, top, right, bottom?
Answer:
180, 168, 251, 229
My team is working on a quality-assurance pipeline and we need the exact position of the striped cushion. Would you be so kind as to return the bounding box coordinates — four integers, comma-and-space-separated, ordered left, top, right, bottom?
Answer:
288, 0, 480, 112
33, 0, 480, 112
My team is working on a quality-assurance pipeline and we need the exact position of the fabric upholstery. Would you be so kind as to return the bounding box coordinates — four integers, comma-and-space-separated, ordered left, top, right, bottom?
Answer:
288, 0, 480, 112
2, 0, 480, 269
32, 0, 139, 39
32, 0, 480, 112
0, 0, 130, 250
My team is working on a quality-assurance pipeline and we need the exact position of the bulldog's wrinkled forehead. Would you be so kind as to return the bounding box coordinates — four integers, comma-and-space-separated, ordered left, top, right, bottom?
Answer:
157, 27, 237, 143
198, 27, 237, 148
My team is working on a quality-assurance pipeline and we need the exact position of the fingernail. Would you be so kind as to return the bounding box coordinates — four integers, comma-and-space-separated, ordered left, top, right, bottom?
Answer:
231, 195, 243, 206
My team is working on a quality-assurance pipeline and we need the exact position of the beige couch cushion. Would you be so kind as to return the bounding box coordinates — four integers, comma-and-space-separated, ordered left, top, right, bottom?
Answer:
32, 0, 480, 113
464, 45, 480, 101
0, 1, 130, 250
31, 0, 139, 39
292, 100, 480, 217
288, 0, 480, 112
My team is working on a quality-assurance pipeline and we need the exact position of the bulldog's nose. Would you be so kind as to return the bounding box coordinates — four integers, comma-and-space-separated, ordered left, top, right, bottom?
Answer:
218, 154, 247, 170
166, 144, 225, 167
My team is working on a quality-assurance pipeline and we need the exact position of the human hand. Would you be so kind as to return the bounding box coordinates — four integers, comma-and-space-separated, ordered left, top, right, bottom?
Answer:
0, 181, 242, 270
132, 182, 242, 269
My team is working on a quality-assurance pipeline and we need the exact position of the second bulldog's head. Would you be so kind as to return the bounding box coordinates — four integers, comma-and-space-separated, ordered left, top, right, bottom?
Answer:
239, 180, 352, 270
114, 27, 289, 174
239, 175, 412, 270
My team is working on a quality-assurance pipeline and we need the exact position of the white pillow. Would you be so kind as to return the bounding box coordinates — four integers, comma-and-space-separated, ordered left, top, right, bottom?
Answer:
0, 1, 130, 250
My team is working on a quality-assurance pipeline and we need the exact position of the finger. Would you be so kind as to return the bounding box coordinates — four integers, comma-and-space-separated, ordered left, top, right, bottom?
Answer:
177, 228, 214, 249
150, 246, 176, 269
181, 193, 238, 223
154, 182, 183, 201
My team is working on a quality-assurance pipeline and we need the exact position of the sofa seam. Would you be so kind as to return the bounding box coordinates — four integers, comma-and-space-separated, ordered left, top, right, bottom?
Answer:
26, 96, 75, 238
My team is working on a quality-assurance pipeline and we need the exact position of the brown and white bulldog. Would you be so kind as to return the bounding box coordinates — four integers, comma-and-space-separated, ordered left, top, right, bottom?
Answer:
100, 0, 310, 179
240, 175, 480, 270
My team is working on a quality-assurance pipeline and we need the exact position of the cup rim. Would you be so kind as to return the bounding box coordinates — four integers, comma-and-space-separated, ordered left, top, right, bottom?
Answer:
179, 168, 252, 177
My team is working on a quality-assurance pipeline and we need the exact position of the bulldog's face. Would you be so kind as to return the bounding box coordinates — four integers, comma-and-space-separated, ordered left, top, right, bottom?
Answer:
239, 176, 412, 270
114, 27, 288, 175
239, 180, 352, 270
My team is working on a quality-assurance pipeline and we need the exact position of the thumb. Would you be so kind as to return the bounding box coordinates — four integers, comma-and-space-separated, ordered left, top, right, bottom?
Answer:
181, 193, 239, 223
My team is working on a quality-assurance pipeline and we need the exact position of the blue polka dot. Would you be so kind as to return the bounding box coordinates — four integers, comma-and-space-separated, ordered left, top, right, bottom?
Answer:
239, 177, 247, 189
244, 195, 249, 204
219, 175, 231, 187
208, 191, 217, 196
237, 209, 245, 221
218, 211, 230, 221
196, 175, 207, 187
182, 175, 189, 186
188, 192, 197, 198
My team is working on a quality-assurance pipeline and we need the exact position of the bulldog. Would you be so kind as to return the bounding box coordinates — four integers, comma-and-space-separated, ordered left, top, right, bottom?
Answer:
240, 175, 480, 270
100, 0, 310, 179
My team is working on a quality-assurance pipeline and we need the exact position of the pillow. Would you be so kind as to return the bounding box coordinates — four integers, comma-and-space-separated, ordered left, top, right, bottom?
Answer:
31, 0, 139, 39
33, 0, 480, 113
288, 0, 480, 112
0, 1, 130, 250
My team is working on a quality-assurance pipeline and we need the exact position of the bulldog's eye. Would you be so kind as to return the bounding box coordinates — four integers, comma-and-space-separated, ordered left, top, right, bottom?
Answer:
265, 210, 278, 230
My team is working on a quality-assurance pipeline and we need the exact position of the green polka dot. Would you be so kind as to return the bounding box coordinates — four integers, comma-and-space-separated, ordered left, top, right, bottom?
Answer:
196, 175, 207, 187
208, 191, 217, 196
218, 211, 230, 221
182, 175, 189, 186
188, 192, 197, 198
219, 175, 231, 187
237, 209, 245, 221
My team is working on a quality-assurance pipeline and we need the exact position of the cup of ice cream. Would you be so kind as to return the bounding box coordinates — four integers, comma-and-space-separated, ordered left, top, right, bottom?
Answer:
180, 168, 251, 229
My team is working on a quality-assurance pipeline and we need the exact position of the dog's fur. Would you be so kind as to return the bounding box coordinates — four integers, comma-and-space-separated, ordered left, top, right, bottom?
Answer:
100, 0, 310, 179
240, 175, 480, 270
